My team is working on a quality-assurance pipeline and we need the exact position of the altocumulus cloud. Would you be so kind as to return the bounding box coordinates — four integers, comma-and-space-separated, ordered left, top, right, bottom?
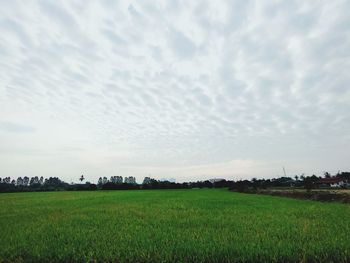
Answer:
0, 0, 349, 183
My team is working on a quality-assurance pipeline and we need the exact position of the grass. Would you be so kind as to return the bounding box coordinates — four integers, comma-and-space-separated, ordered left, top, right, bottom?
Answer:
0, 189, 349, 262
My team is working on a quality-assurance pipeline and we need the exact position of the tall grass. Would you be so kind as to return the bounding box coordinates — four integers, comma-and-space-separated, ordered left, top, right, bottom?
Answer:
0, 189, 349, 262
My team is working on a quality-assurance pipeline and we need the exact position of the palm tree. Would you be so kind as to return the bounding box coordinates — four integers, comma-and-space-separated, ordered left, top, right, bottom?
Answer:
79, 175, 85, 183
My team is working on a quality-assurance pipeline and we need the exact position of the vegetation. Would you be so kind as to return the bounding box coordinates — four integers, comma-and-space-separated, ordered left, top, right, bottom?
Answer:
0, 189, 349, 262
1, 172, 349, 193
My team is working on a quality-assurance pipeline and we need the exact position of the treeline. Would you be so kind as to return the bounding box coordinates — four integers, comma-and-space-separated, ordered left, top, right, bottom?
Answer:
0, 172, 349, 193
229, 172, 350, 192
0, 176, 69, 192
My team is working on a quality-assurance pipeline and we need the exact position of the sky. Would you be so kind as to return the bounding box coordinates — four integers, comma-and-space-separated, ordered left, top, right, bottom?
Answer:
0, 0, 349, 183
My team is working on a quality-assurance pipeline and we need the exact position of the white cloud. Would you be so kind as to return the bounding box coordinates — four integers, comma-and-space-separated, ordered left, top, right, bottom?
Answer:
0, 0, 349, 183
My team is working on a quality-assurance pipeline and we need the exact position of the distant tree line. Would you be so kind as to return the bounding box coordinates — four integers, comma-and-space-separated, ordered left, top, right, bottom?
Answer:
0, 172, 349, 193
229, 172, 350, 192
0, 176, 69, 192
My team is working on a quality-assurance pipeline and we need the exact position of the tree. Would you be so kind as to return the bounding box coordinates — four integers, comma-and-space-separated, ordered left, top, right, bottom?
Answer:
23, 176, 29, 186
294, 175, 299, 181
324, 172, 331, 178
98, 177, 103, 186
304, 175, 319, 193
17, 177, 23, 186
44, 177, 68, 188
338, 172, 350, 181
79, 175, 85, 183
3, 177, 11, 184
143, 177, 151, 185
252, 178, 258, 189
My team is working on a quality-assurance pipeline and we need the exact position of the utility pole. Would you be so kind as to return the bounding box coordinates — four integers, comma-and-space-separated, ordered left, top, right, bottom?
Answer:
283, 167, 287, 177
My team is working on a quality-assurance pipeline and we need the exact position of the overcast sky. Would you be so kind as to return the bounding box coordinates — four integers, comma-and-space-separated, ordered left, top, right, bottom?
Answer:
0, 0, 349, 183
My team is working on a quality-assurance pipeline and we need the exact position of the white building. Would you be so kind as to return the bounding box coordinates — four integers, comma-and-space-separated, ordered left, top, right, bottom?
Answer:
209, 178, 225, 183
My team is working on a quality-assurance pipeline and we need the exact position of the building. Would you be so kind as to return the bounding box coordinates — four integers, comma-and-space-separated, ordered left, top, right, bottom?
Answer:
318, 177, 348, 188
159, 178, 176, 183
209, 178, 225, 184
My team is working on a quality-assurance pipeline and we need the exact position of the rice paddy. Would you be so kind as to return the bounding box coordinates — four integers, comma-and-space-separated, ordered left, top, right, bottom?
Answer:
0, 189, 349, 262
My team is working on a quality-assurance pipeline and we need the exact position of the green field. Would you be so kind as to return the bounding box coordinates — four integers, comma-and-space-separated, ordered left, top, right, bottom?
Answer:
0, 189, 349, 262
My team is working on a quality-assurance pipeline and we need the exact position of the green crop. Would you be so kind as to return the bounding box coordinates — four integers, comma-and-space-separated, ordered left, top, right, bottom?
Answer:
0, 189, 349, 262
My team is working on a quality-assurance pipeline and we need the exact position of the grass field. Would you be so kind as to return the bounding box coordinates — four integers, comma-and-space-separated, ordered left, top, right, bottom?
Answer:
0, 189, 349, 262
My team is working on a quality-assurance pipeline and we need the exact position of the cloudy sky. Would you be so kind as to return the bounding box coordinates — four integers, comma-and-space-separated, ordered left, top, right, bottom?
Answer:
0, 0, 349, 183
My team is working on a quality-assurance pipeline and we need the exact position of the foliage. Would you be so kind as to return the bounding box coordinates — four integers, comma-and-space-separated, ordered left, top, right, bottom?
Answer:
0, 171, 349, 193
